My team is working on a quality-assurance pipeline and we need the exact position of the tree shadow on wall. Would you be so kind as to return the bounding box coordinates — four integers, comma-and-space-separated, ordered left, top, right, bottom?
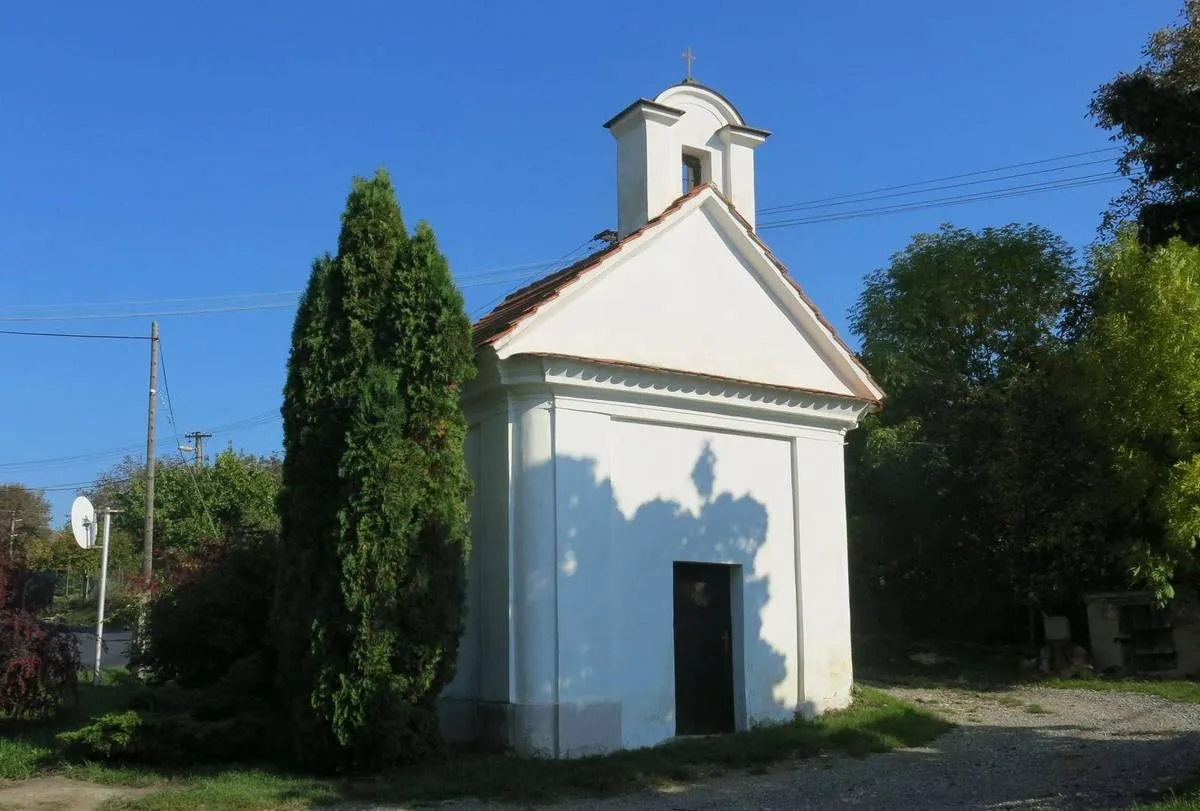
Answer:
544, 441, 795, 752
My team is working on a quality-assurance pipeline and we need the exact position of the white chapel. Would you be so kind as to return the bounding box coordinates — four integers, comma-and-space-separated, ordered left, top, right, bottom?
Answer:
440, 77, 884, 758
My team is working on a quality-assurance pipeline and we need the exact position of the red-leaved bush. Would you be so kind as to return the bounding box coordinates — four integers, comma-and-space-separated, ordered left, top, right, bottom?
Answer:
0, 562, 79, 718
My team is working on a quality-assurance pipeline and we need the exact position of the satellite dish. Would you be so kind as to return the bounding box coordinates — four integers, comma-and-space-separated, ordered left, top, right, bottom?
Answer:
71, 496, 97, 550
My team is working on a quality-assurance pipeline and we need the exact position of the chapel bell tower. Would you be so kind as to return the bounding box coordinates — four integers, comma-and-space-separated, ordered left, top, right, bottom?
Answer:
604, 76, 770, 238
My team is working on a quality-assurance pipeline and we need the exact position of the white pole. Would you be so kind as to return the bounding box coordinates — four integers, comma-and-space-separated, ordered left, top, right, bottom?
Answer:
93, 509, 113, 687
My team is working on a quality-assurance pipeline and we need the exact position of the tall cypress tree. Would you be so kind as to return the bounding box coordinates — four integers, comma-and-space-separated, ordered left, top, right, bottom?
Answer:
275, 170, 475, 769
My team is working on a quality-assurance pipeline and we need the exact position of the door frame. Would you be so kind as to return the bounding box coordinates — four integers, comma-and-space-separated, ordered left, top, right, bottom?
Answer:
671, 561, 748, 736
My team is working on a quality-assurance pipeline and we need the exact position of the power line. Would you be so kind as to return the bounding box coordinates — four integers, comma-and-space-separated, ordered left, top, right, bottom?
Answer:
759, 175, 1120, 228
0, 259, 572, 323
0, 328, 150, 340
758, 147, 1122, 214
758, 173, 1123, 230
469, 236, 603, 319
26, 476, 133, 494
0, 443, 147, 472
461, 264, 566, 289
759, 158, 1118, 216
0, 264, 565, 323
0, 301, 300, 323
203, 411, 281, 434
1, 410, 281, 474
0, 289, 299, 312
158, 342, 217, 536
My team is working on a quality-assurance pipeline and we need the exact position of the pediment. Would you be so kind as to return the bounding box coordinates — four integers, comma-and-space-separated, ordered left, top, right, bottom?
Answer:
482, 189, 881, 403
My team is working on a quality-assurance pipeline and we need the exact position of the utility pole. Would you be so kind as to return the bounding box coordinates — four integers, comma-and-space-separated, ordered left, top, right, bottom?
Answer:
183, 431, 212, 468
143, 321, 159, 577
135, 321, 159, 675
7, 510, 21, 561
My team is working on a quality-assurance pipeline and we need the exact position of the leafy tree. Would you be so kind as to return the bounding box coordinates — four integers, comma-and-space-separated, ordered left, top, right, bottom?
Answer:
275, 169, 475, 769
847, 224, 1093, 639
16, 450, 282, 631
89, 448, 281, 563
1092, 0, 1200, 245
1071, 231, 1200, 599
23, 526, 94, 582
0, 484, 52, 563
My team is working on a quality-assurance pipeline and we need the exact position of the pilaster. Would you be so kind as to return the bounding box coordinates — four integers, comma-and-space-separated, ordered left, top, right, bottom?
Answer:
509, 393, 559, 754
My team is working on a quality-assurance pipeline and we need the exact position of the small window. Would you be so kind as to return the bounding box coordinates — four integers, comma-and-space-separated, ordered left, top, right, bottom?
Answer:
682, 152, 703, 193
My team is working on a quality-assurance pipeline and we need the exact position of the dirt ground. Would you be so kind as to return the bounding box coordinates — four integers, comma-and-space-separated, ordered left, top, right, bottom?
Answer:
0, 776, 148, 811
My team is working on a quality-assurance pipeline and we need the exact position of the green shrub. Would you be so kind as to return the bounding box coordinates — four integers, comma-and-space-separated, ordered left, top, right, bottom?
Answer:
60, 653, 282, 766
59, 695, 279, 766
57, 710, 143, 760
132, 532, 276, 689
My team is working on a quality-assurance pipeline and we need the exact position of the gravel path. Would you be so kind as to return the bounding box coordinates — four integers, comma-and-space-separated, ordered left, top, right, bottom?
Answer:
392, 686, 1200, 811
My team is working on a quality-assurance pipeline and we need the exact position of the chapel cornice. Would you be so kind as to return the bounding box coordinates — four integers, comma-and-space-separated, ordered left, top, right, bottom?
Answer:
462, 353, 874, 431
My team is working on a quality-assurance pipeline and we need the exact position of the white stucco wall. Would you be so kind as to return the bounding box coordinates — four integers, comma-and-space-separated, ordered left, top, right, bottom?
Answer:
721, 137, 758, 228
791, 433, 855, 711
475, 413, 513, 704
441, 409, 514, 746
614, 114, 652, 240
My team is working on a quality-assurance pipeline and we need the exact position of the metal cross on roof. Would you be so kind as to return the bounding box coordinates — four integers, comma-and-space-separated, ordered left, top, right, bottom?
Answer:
682, 47, 695, 81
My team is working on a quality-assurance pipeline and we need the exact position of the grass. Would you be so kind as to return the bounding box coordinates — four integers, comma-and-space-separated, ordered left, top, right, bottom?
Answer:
0, 668, 141, 783
100, 772, 339, 811
853, 634, 1200, 705
0, 737, 49, 783
1023, 702, 1049, 715
1042, 677, 1200, 705
1134, 770, 1200, 810
1135, 794, 1200, 810
1, 684, 949, 810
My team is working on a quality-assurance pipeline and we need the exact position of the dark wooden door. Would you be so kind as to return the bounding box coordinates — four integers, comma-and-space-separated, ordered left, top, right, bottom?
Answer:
672, 562, 735, 735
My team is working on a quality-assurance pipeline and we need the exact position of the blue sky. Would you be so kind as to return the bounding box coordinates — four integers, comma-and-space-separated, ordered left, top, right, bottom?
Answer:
0, 0, 1179, 521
